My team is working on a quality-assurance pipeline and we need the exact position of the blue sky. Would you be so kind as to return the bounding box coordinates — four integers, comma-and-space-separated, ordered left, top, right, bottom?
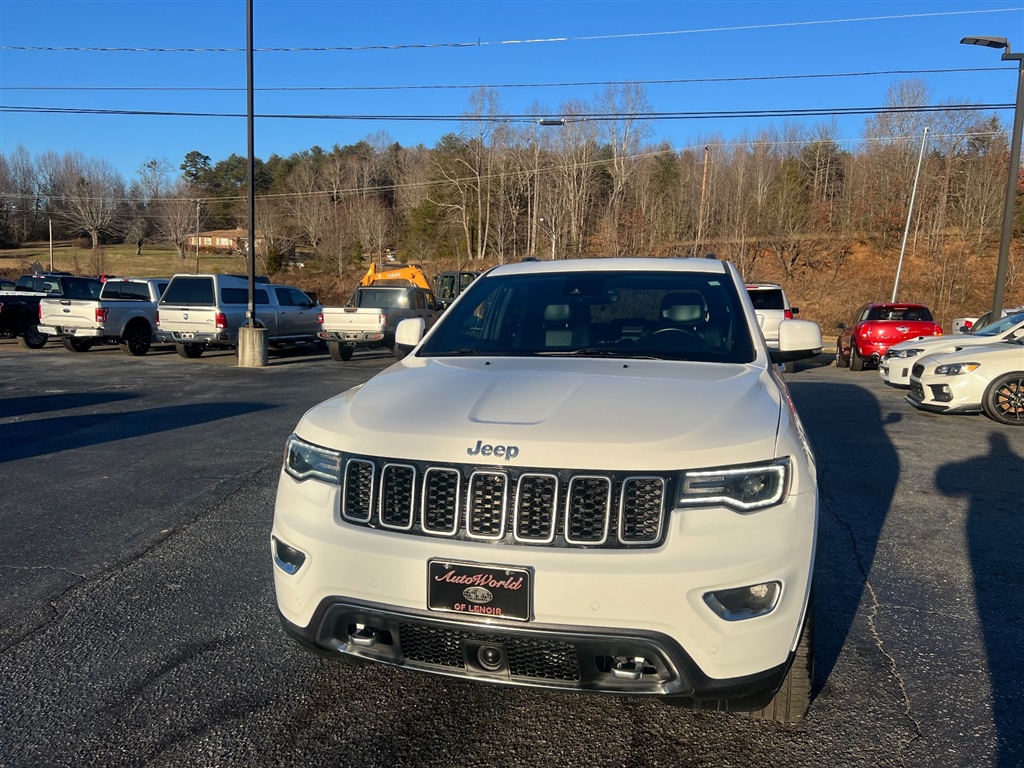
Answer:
1, 0, 1022, 182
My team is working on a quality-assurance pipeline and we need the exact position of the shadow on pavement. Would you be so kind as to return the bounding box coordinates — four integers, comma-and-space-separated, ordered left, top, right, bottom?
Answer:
0, 390, 139, 419
787, 380, 898, 701
936, 432, 1024, 768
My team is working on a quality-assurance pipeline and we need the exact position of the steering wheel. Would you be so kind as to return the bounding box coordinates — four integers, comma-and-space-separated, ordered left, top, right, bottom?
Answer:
645, 327, 704, 342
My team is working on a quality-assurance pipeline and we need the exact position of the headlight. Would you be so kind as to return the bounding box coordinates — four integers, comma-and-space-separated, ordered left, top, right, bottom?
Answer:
888, 348, 923, 359
676, 459, 790, 512
934, 362, 980, 376
284, 434, 342, 484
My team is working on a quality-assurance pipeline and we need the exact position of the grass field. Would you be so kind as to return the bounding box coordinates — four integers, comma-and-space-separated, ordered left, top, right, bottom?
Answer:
0, 242, 250, 280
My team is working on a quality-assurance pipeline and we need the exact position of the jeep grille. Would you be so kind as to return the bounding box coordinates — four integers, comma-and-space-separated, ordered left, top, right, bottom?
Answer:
340, 456, 669, 548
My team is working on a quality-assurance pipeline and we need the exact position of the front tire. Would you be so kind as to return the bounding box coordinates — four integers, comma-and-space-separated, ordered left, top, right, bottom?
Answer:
175, 342, 204, 359
744, 597, 814, 724
119, 321, 152, 356
18, 324, 48, 349
849, 345, 865, 371
61, 337, 93, 353
982, 373, 1024, 426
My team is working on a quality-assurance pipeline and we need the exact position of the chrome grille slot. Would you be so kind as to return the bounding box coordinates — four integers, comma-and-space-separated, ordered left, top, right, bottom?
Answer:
513, 473, 558, 543
422, 467, 461, 535
338, 455, 669, 549
618, 477, 665, 543
466, 471, 508, 540
380, 464, 416, 530
342, 459, 375, 523
565, 476, 612, 545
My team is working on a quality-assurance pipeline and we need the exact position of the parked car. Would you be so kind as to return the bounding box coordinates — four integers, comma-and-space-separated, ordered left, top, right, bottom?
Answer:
906, 338, 1024, 426
881, 310, 1024, 387
273, 257, 824, 723
434, 270, 481, 310
835, 303, 942, 371
745, 282, 799, 353
155, 274, 322, 358
951, 316, 978, 334
0, 274, 102, 349
38, 277, 169, 356
318, 284, 441, 362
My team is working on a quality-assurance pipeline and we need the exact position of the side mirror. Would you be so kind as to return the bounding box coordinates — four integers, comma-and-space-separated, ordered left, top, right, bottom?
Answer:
836, 322, 846, 330
395, 317, 426, 356
779, 319, 823, 356
791, 307, 800, 315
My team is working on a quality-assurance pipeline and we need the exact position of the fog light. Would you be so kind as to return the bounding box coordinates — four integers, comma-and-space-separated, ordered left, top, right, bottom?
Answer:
272, 536, 307, 574
704, 581, 781, 621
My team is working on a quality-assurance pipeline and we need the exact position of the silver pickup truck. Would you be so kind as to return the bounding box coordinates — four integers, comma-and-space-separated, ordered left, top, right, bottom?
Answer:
318, 285, 441, 362
155, 274, 322, 358
38, 277, 169, 356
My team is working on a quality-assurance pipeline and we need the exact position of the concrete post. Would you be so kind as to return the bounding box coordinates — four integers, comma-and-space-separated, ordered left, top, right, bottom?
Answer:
237, 325, 268, 367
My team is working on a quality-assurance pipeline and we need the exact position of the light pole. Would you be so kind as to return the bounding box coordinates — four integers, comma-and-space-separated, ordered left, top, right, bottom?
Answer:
961, 36, 1024, 319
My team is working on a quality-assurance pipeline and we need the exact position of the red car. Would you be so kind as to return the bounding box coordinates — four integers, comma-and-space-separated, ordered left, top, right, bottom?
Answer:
836, 303, 942, 371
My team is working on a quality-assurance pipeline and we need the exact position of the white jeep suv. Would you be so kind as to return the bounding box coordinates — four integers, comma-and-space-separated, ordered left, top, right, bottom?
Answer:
272, 257, 823, 722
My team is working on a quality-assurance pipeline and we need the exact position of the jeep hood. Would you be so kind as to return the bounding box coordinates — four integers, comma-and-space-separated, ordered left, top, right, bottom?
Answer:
295, 358, 783, 471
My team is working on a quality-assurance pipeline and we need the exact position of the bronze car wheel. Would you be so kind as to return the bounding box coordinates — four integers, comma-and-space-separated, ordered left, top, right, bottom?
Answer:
983, 373, 1024, 426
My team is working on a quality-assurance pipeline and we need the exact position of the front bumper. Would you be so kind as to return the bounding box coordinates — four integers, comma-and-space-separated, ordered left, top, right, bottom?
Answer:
879, 360, 915, 387
905, 377, 984, 414
272, 469, 816, 689
277, 598, 791, 705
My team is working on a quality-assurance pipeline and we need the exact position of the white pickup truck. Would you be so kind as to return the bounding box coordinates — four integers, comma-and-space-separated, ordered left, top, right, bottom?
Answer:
156, 273, 322, 358
318, 285, 441, 362
38, 277, 169, 356
273, 256, 824, 723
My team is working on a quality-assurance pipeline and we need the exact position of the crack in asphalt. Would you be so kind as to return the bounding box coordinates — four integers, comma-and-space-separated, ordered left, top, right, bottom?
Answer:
0, 461, 278, 656
823, 492, 925, 755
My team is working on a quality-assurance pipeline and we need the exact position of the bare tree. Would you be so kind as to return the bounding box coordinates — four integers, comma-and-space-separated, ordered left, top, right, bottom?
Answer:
51, 152, 127, 249
154, 180, 204, 260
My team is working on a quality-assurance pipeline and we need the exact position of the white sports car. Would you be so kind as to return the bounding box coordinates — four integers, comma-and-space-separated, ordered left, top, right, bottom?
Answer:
881, 310, 1024, 387
905, 338, 1024, 425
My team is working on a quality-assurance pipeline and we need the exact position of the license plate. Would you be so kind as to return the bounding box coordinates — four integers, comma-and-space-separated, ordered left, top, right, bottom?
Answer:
180, 332, 195, 340
428, 560, 532, 621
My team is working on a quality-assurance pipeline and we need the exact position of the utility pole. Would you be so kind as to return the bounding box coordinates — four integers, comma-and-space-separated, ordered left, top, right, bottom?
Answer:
48, 219, 54, 271
194, 199, 201, 273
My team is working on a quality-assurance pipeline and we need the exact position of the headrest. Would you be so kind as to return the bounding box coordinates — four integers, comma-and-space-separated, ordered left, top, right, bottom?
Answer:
544, 304, 570, 322
660, 292, 707, 323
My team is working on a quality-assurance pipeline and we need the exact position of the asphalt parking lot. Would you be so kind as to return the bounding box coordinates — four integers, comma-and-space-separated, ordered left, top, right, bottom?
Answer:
0, 338, 1021, 767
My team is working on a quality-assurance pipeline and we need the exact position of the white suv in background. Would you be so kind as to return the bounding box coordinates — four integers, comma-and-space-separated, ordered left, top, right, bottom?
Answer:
746, 283, 819, 361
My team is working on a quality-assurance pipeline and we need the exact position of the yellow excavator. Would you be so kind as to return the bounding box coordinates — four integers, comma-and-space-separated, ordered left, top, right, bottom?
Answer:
359, 262, 432, 290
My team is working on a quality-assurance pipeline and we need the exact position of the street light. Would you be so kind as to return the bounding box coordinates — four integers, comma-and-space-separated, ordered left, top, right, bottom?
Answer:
538, 216, 556, 259
961, 35, 1024, 319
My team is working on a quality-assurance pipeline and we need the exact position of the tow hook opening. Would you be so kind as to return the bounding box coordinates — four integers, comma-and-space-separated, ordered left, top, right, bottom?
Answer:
272, 537, 307, 575
598, 655, 657, 681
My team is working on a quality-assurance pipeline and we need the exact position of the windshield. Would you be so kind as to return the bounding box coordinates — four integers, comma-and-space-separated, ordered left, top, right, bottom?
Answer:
353, 288, 406, 309
866, 306, 933, 322
973, 311, 1024, 336
417, 270, 756, 363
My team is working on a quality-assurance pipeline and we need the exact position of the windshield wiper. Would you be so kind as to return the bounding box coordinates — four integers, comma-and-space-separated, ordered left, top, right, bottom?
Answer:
537, 348, 662, 359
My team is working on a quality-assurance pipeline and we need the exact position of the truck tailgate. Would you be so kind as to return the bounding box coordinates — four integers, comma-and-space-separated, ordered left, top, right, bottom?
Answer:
321, 307, 385, 332
39, 298, 100, 330
157, 306, 219, 334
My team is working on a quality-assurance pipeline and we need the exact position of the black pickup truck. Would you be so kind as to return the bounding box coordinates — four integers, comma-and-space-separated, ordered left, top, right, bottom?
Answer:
0, 274, 103, 349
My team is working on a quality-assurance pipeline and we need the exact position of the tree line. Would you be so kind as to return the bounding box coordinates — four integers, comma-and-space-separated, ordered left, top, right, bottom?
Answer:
1, 80, 1020, 313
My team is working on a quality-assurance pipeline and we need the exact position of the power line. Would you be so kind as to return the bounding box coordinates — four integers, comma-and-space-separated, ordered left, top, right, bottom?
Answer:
0, 102, 1012, 123
0, 67, 1011, 93
2, 8, 1020, 53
